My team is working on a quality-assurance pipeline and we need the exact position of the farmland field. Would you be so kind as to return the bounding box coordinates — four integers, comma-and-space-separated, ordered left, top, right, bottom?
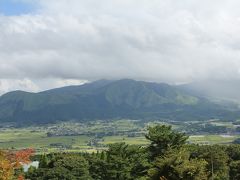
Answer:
0, 119, 239, 153
188, 135, 238, 144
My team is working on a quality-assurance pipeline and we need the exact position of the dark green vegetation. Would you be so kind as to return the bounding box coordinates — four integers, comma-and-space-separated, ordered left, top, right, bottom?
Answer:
25, 125, 240, 180
1, 79, 240, 125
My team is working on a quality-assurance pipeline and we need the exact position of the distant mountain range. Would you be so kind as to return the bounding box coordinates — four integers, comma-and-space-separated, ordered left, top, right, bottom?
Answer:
0, 79, 239, 125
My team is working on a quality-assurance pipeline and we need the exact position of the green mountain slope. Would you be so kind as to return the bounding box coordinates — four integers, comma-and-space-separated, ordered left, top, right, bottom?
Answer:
0, 79, 239, 125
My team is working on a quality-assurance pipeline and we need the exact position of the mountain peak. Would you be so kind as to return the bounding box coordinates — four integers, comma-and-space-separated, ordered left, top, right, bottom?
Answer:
0, 79, 236, 125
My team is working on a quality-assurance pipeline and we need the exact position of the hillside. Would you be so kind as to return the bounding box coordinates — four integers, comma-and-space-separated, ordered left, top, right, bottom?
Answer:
179, 79, 240, 105
0, 79, 239, 125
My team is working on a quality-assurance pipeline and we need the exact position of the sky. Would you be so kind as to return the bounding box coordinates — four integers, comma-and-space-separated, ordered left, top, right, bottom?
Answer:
1, 0, 240, 94
0, 0, 36, 16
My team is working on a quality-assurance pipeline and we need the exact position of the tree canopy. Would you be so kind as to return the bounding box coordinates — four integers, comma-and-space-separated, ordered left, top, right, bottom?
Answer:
18, 125, 240, 180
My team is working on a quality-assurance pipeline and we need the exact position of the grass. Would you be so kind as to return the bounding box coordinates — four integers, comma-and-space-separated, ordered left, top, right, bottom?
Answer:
0, 129, 91, 150
102, 136, 149, 145
210, 121, 234, 128
0, 120, 239, 153
0, 129, 149, 151
189, 135, 238, 145
0, 130, 238, 150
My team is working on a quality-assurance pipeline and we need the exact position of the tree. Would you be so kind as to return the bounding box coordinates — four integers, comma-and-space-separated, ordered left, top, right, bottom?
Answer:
229, 160, 240, 180
27, 153, 92, 180
0, 149, 34, 180
148, 148, 208, 180
104, 143, 150, 180
38, 154, 50, 168
226, 145, 240, 161
145, 125, 188, 159
87, 154, 108, 180
0, 151, 13, 180
85, 143, 150, 180
193, 145, 229, 180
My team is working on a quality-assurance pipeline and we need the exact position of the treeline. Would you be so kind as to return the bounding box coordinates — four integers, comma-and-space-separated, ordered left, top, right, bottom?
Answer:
26, 125, 240, 180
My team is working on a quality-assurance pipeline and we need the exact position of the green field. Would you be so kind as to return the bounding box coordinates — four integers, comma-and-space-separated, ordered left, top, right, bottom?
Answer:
0, 129, 90, 151
102, 136, 149, 145
0, 128, 239, 153
0, 119, 239, 152
189, 135, 239, 144
0, 128, 148, 152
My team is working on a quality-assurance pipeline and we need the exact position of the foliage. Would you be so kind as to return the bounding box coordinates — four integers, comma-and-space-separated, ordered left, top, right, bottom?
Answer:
192, 145, 229, 179
24, 125, 240, 180
26, 153, 91, 180
146, 125, 188, 158
0, 148, 34, 180
148, 148, 208, 180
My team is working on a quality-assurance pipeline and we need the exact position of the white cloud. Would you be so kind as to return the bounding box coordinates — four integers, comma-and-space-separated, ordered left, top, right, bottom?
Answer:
0, 78, 39, 95
1, 0, 240, 93
0, 78, 88, 95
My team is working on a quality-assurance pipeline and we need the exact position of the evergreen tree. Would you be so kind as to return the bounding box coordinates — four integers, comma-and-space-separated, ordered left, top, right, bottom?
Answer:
229, 160, 240, 180
146, 125, 188, 159
193, 145, 229, 180
148, 148, 208, 180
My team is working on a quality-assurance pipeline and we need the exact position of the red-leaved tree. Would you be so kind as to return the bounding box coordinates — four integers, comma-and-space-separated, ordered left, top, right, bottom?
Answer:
0, 148, 34, 180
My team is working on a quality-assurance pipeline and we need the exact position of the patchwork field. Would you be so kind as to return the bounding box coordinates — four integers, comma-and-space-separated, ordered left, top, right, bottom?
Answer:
189, 135, 238, 144
0, 119, 239, 153
0, 129, 239, 153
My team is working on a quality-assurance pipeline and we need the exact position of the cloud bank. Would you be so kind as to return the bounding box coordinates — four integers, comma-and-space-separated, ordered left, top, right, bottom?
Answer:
1, 0, 240, 93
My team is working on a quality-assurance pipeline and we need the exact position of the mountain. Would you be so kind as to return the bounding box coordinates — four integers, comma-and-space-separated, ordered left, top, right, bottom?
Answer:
0, 79, 239, 125
179, 79, 240, 104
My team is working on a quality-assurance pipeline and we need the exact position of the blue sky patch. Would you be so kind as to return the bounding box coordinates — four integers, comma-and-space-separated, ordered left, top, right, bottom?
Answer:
0, 0, 37, 16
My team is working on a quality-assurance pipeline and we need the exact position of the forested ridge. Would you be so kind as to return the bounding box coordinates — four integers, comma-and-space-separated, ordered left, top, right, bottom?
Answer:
1, 79, 238, 125
21, 125, 240, 180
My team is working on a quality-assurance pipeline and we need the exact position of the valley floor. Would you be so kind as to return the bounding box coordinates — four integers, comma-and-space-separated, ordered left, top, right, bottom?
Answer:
0, 119, 240, 153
